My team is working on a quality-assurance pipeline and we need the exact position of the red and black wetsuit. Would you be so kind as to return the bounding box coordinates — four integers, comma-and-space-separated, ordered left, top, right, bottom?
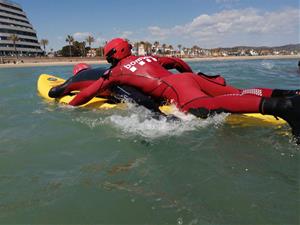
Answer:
49, 57, 194, 113
69, 55, 279, 116
49, 67, 107, 98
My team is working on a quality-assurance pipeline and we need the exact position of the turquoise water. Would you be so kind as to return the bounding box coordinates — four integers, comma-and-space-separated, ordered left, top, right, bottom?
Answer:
0, 59, 299, 224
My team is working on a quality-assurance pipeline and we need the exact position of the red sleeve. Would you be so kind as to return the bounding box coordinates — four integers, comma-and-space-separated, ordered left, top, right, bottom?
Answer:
155, 56, 193, 73
69, 78, 107, 106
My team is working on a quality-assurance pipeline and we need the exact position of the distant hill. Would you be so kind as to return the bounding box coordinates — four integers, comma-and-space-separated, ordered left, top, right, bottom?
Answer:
272, 44, 300, 51
215, 44, 300, 51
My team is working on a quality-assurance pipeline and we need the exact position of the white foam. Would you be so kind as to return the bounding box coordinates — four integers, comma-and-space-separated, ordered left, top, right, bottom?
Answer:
261, 61, 274, 70
74, 102, 229, 139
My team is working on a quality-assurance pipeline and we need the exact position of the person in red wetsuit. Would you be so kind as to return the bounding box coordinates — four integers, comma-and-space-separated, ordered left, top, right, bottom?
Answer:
69, 38, 300, 141
49, 56, 194, 116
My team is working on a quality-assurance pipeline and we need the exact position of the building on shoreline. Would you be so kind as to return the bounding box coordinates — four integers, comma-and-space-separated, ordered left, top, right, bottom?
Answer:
130, 40, 300, 58
0, 0, 42, 56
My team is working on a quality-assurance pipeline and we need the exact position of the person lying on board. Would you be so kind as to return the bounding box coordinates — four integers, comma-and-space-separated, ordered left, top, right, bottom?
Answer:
58, 38, 300, 142
49, 60, 299, 112
48, 55, 194, 119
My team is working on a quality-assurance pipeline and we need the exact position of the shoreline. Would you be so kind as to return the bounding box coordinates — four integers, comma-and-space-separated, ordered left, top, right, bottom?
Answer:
0, 55, 299, 68
183, 54, 300, 62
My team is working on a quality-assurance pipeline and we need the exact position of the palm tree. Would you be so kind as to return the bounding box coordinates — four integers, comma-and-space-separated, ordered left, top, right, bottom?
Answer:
40, 39, 49, 55
162, 43, 167, 55
65, 35, 74, 57
153, 41, 159, 53
135, 42, 140, 55
85, 35, 95, 48
192, 45, 201, 56
177, 44, 182, 51
81, 41, 86, 57
168, 45, 173, 55
144, 41, 152, 55
8, 34, 19, 59
191, 45, 198, 56
177, 44, 182, 56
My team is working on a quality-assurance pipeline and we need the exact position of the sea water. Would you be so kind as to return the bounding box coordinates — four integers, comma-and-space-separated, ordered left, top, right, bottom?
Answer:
0, 59, 299, 224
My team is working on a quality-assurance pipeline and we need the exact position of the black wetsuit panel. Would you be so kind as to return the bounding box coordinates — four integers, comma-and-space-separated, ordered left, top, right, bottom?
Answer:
72, 68, 107, 82
48, 68, 107, 98
110, 85, 162, 112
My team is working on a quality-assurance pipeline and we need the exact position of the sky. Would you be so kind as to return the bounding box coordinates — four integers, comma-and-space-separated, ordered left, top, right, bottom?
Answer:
16, 0, 300, 51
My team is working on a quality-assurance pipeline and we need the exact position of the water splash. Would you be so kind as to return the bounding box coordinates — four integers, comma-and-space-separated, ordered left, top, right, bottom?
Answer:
261, 61, 274, 70
74, 103, 228, 139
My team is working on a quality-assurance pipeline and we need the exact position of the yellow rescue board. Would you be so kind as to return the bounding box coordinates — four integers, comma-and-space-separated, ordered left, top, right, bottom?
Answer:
37, 74, 119, 109
37, 74, 286, 126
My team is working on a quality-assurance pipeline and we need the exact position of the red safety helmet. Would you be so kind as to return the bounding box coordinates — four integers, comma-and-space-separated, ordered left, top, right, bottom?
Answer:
104, 38, 132, 64
73, 63, 91, 76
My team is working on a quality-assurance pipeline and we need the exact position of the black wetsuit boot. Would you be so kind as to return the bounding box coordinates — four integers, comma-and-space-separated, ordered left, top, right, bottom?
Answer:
260, 96, 300, 143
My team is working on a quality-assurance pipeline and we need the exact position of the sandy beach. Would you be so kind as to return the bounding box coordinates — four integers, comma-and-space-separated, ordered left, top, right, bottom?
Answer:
0, 57, 109, 68
0, 54, 299, 68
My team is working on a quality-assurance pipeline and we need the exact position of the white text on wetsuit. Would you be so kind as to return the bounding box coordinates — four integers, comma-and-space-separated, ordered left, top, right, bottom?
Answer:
124, 56, 157, 72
